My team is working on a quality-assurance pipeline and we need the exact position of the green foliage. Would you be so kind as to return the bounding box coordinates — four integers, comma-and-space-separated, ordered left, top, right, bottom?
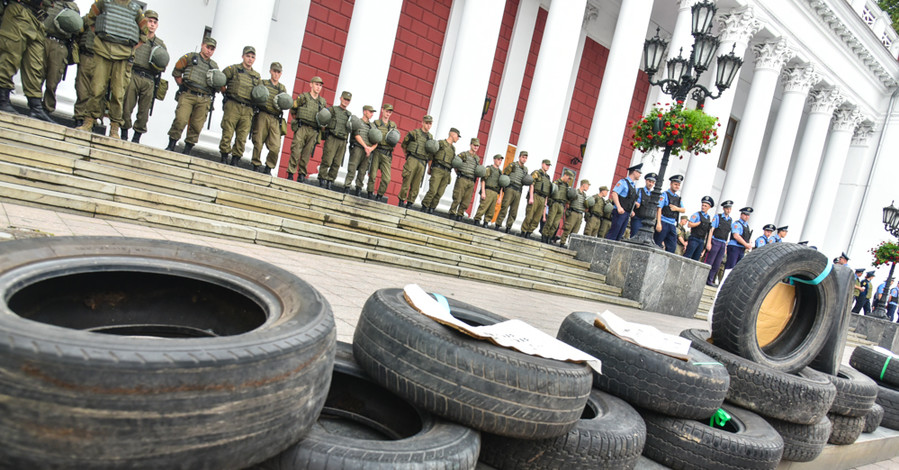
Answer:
871, 240, 899, 267
629, 102, 720, 157
879, 0, 899, 32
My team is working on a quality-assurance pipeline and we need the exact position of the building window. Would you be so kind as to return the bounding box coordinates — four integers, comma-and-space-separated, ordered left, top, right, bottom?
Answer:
862, 5, 876, 25
717, 117, 738, 171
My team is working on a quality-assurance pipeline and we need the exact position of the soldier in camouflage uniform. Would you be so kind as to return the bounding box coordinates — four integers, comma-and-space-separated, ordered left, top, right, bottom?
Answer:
473, 154, 504, 227
219, 46, 261, 166
0, 0, 54, 121
541, 169, 574, 243
367, 103, 397, 202
448, 137, 481, 221
41, 1, 80, 116
121, 9, 164, 143
420, 127, 460, 214
560, 179, 590, 246
72, 14, 97, 127
584, 185, 612, 238
165, 37, 218, 155
398, 115, 434, 208
78, 0, 149, 138
521, 159, 552, 238
251, 62, 287, 175
288, 75, 326, 182
344, 105, 378, 195
317, 90, 351, 188
495, 150, 528, 233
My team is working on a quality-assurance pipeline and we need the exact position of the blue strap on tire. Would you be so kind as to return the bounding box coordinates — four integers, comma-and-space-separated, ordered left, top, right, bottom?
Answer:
431, 293, 451, 315
787, 258, 833, 286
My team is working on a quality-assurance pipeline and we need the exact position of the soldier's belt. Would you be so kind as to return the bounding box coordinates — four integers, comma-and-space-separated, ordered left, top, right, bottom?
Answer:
298, 120, 317, 127
507, 185, 522, 193
568, 209, 584, 214
227, 97, 253, 107
435, 163, 451, 170
47, 35, 68, 43
262, 109, 284, 118
552, 199, 567, 205
486, 186, 500, 192
459, 175, 476, 181
185, 89, 213, 98
376, 147, 392, 156
535, 192, 549, 197
409, 154, 429, 162
79, 50, 94, 57
132, 67, 157, 80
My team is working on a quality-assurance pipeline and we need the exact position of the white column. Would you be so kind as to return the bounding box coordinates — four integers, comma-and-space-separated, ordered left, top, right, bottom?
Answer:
826, 122, 876, 255
332, 0, 403, 113
483, 0, 540, 160
719, 39, 793, 208
578, 0, 654, 188
680, 7, 762, 211
433, 0, 505, 141
802, 106, 863, 249
777, 87, 845, 236
514, 0, 587, 169
751, 64, 820, 234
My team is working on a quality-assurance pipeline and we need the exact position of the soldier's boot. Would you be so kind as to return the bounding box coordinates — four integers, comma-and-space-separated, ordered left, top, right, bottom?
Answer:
428, 207, 434, 214
374, 194, 382, 202
27, 98, 53, 122
108, 122, 122, 139
367, 192, 373, 199
73, 119, 84, 129
405, 201, 413, 209
220, 152, 229, 164
352, 187, 361, 197
481, 220, 488, 228
229, 155, 240, 166
77, 119, 94, 133
326, 181, 333, 190
297, 174, 306, 183
182, 143, 194, 155
252, 164, 261, 172
419, 204, 427, 212
0, 88, 17, 114
262, 166, 272, 175
164, 138, 176, 151
505, 227, 511, 234
131, 132, 142, 144
286, 172, 294, 181
120, 127, 129, 140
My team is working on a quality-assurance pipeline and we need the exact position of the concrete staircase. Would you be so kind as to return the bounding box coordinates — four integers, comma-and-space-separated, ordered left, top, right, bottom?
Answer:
694, 284, 717, 320
0, 113, 638, 308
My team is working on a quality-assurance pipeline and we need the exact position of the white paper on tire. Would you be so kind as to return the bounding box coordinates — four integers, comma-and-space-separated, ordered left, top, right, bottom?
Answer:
594, 310, 692, 361
872, 346, 899, 358
403, 284, 602, 374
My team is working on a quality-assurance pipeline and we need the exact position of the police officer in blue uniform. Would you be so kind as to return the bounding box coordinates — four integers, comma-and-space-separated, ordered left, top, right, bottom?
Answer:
654, 174, 684, 253
754, 224, 776, 248
853, 270, 874, 315
684, 195, 713, 261
606, 163, 642, 241
726, 207, 753, 270
773, 226, 788, 243
630, 172, 656, 237
705, 200, 733, 286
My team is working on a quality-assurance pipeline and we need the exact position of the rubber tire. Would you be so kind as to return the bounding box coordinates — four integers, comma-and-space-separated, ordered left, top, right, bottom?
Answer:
850, 346, 899, 387
478, 388, 646, 470
257, 342, 480, 470
0, 237, 335, 469
875, 380, 899, 430
352, 288, 593, 439
827, 413, 866, 445
711, 243, 840, 373
824, 365, 878, 417
557, 311, 729, 419
680, 329, 837, 425
864, 403, 884, 433
764, 415, 831, 462
640, 403, 784, 470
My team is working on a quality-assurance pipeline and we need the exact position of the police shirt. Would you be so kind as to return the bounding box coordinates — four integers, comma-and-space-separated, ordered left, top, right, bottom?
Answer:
613, 178, 633, 198
711, 214, 732, 242
659, 190, 682, 226
754, 235, 771, 248
729, 220, 750, 247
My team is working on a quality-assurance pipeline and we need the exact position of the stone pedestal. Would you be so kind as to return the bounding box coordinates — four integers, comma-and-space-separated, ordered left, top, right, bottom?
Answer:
850, 313, 899, 351
569, 235, 708, 317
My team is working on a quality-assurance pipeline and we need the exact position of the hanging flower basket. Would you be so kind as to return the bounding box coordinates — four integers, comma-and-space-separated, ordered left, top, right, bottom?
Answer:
629, 102, 720, 157
871, 241, 899, 267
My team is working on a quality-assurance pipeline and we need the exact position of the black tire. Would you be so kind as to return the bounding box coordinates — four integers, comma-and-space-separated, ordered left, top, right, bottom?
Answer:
352, 288, 593, 439
478, 388, 646, 469
864, 403, 884, 433
711, 243, 841, 373
875, 381, 899, 430
0, 237, 335, 469
556, 311, 729, 419
640, 403, 784, 470
764, 415, 831, 462
257, 342, 480, 470
850, 346, 899, 387
825, 365, 878, 417
826, 413, 866, 445
680, 329, 836, 425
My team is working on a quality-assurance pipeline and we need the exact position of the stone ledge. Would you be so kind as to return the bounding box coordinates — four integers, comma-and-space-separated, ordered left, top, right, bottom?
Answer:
849, 313, 899, 351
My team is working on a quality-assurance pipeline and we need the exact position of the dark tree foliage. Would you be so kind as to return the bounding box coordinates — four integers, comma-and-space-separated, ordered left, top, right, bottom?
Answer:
879, 0, 899, 33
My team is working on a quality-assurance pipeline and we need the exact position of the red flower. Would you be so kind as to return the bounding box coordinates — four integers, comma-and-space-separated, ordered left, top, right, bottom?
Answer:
672, 130, 679, 136
667, 140, 675, 146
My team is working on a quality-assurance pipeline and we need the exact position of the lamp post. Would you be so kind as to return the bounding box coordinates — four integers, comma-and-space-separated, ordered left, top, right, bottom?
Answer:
873, 201, 899, 319
628, 1, 743, 246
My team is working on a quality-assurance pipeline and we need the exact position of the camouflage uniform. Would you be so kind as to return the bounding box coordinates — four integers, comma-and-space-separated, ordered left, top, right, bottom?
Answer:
122, 22, 165, 137
219, 58, 261, 163
318, 93, 351, 184
288, 84, 326, 179
449, 148, 481, 218
495, 156, 528, 230
421, 137, 457, 210
251, 77, 287, 172
367, 116, 397, 198
474, 163, 503, 225
521, 167, 552, 235
542, 177, 571, 241
41, 1, 80, 114
344, 117, 375, 192
398, 124, 434, 206
166, 41, 218, 151
72, 20, 97, 123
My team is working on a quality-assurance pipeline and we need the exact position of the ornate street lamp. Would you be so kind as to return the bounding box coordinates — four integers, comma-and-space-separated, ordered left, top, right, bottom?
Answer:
629, 1, 743, 246
873, 201, 899, 319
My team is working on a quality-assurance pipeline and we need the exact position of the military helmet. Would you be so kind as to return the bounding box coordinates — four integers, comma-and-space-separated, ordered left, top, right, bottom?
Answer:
603, 201, 614, 217
567, 187, 578, 201
315, 108, 332, 127
274, 92, 292, 110
368, 127, 383, 145
521, 174, 533, 186
585, 197, 596, 208
385, 128, 401, 146
424, 139, 440, 155
250, 84, 270, 105
452, 155, 464, 170
474, 165, 487, 178
207, 69, 227, 89
148, 46, 170, 72
349, 116, 363, 133
54, 8, 83, 34
499, 175, 511, 188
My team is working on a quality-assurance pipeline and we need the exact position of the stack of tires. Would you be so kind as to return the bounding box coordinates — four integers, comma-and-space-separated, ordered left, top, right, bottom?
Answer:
850, 346, 899, 432
680, 243, 878, 465
555, 312, 775, 470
